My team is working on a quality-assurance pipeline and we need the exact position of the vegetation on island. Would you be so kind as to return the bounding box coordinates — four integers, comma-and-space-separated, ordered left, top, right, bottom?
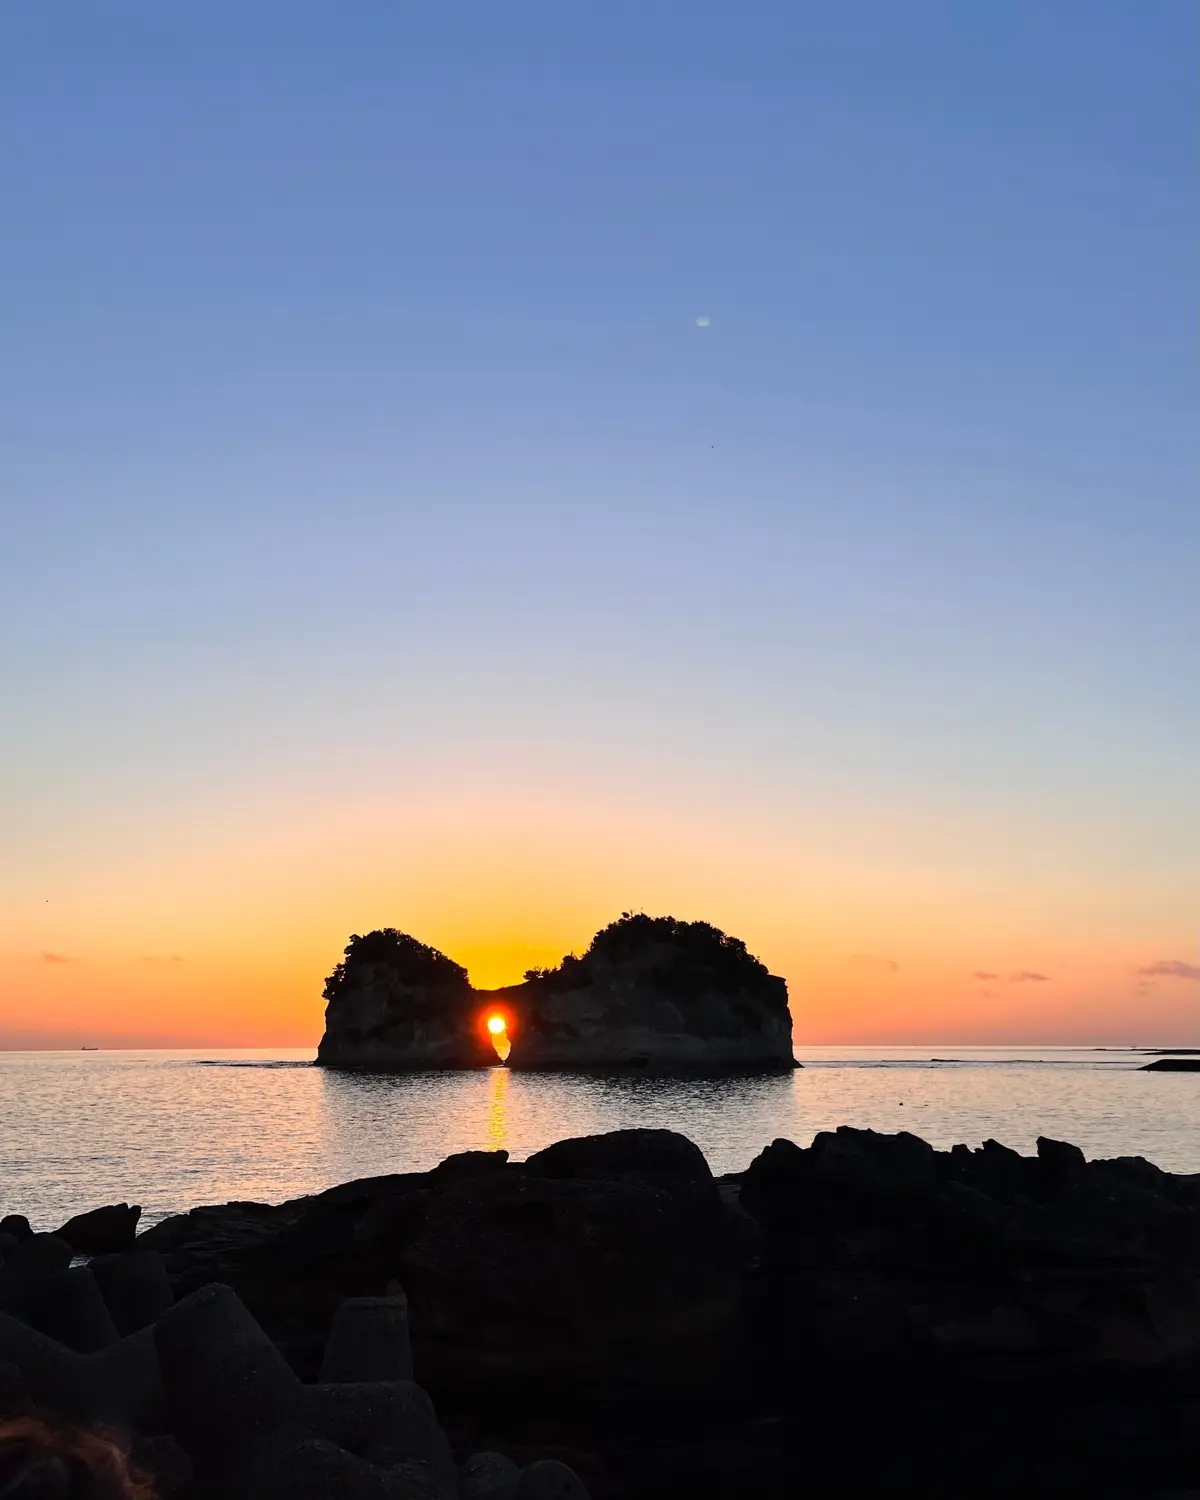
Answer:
523, 911, 771, 995
324, 913, 774, 1006
323, 928, 467, 1003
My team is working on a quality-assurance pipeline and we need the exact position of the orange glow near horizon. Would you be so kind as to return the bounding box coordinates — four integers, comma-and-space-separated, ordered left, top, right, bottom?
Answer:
0, 770, 1196, 1049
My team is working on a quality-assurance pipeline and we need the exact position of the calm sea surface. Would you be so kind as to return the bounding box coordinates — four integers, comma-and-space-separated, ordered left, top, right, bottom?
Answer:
2, 1047, 1197, 1229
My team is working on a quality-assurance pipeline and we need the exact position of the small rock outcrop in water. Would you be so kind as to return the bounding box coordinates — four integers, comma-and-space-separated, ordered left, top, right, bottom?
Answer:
318, 913, 796, 1072
316, 929, 496, 1070
1140, 1057, 1200, 1071
54, 1202, 141, 1255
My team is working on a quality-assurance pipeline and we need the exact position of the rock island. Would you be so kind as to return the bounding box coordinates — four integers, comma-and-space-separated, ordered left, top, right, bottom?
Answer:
316, 912, 798, 1073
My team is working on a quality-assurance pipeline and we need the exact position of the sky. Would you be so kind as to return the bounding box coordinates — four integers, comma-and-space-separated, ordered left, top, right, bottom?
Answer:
0, 2, 1196, 1048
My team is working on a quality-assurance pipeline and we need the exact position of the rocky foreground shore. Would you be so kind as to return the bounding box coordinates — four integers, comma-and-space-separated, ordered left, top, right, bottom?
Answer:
2, 1125, 1199, 1498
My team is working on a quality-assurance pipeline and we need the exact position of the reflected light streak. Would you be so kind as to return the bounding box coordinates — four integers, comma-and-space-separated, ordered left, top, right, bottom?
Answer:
485, 1064, 509, 1152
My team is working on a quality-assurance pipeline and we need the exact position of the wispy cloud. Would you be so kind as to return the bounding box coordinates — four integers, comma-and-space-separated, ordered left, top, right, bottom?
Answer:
972, 968, 1048, 984
1136, 959, 1200, 982
141, 955, 185, 965
847, 953, 899, 975
41, 952, 75, 965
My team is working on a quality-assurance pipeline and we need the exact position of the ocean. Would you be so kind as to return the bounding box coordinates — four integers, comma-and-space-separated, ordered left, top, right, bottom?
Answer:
3, 1045, 1196, 1230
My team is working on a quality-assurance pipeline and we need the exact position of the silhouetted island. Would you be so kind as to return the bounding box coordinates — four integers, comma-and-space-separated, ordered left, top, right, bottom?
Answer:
1141, 1057, 1200, 1071
316, 913, 798, 1073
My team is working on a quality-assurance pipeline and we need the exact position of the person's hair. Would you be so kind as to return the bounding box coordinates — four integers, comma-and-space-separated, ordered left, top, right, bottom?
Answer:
0, 1417, 157, 1500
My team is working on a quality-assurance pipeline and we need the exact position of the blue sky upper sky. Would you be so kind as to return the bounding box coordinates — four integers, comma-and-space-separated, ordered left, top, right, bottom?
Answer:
0, 2, 1195, 1043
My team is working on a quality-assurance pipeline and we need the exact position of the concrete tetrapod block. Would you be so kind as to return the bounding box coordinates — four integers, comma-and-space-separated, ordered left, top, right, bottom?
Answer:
0, 1234, 73, 1307
91, 1249, 174, 1335
0, 1311, 162, 1432
239, 1435, 452, 1500
0, 1315, 83, 1417
320, 1293, 414, 1383
156, 1285, 461, 1500
20, 1267, 120, 1353
514, 1460, 591, 1499
153, 1282, 301, 1468
300, 1380, 454, 1474
459, 1451, 521, 1500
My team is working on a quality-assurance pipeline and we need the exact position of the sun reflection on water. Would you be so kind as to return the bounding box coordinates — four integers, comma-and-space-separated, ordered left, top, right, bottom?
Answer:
486, 1062, 509, 1152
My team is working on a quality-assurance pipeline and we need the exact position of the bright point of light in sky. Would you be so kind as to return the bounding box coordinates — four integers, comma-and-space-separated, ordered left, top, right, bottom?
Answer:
486, 1015, 507, 1035
695, 316, 711, 327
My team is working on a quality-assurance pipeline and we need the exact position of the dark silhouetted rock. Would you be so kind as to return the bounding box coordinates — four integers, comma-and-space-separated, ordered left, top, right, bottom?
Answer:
317, 929, 494, 1070
1036, 1135, 1087, 1193
394, 1131, 735, 1387
459, 1452, 520, 1500
90, 1249, 175, 1334
155, 1290, 460, 1493
501, 914, 796, 1072
740, 1125, 1200, 1402
237, 1435, 448, 1500
299, 1379, 452, 1473
0, 1217, 32, 1244
524, 1128, 713, 1186
427, 1150, 510, 1184
319, 1293, 413, 1383
949, 1137, 1041, 1203
55, 1202, 141, 1254
0, 1359, 28, 1418
1141, 1057, 1200, 1070
515, 1459, 591, 1498
737, 1137, 809, 1231
245, 1439, 366, 1499
155, 1283, 455, 1498
23, 1124, 1188, 1496
0, 1234, 73, 1308
18, 1266, 119, 1352
154, 1282, 300, 1468
352, 1192, 431, 1260
136, 1200, 294, 1290
0, 1312, 163, 1431
742, 1126, 938, 1236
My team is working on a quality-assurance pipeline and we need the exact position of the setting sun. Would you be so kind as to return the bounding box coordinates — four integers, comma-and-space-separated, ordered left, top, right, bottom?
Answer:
484, 1011, 511, 1062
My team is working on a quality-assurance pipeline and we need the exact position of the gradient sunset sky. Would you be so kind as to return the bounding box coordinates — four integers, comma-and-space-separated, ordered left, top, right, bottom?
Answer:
1, 3, 1196, 1048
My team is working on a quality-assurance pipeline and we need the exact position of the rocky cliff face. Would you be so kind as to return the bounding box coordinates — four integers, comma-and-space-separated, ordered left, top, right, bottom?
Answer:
497, 914, 796, 1072
316, 929, 494, 1070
